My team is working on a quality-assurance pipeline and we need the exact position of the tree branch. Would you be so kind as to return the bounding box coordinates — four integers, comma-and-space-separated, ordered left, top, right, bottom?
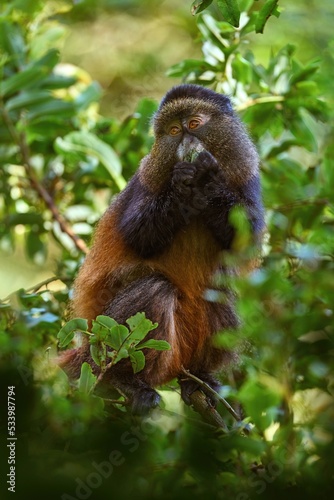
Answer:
236, 95, 285, 112
1, 107, 89, 255
181, 367, 242, 423
188, 389, 228, 431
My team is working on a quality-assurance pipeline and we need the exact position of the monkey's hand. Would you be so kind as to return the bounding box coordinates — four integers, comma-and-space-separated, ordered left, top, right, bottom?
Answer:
171, 151, 221, 196
171, 151, 229, 224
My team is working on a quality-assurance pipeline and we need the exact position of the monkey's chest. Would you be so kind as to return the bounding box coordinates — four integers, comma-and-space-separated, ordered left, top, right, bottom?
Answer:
150, 220, 221, 295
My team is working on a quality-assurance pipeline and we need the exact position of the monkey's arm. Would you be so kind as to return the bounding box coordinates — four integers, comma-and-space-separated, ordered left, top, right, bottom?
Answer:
205, 173, 265, 250
116, 174, 187, 258
192, 152, 264, 250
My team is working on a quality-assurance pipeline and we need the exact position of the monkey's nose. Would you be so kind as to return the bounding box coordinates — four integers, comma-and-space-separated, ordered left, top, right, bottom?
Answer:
177, 135, 204, 162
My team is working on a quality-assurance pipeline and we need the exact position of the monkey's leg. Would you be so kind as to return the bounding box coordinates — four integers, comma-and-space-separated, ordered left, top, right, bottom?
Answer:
101, 273, 178, 415
178, 300, 239, 407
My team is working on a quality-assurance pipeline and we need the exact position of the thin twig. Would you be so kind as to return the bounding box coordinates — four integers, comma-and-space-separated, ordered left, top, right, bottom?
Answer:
28, 276, 68, 293
1, 107, 89, 255
273, 198, 329, 212
181, 367, 241, 422
236, 95, 285, 112
188, 390, 228, 431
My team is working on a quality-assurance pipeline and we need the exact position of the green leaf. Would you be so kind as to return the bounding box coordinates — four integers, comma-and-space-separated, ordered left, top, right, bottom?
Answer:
78, 362, 97, 394
26, 230, 46, 262
0, 49, 59, 97
96, 315, 118, 329
290, 59, 320, 85
57, 318, 88, 347
0, 21, 25, 67
90, 343, 105, 367
290, 110, 318, 152
231, 54, 252, 84
114, 346, 129, 364
255, 0, 280, 34
106, 325, 129, 350
126, 312, 158, 342
217, 0, 240, 27
191, 0, 213, 15
33, 48, 60, 69
137, 339, 171, 351
135, 98, 158, 134
130, 350, 146, 374
5, 212, 44, 227
75, 81, 102, 110
0, 66, 49, 97
26, 99, 75, 122
54, 131, 126, 190
167, 59, 216, 78
5, 90, 52, 112
40, 74, 77, 89
91, 321, 108, 340
238, 377, 282, 431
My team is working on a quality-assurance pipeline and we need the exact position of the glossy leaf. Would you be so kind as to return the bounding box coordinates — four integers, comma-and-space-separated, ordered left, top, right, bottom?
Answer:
130, 350, 146, 374
95, 315, 118, 329
57, 318, 88, 347
255, 0, 280, 34
78, 362, 97, 393
191, 0, 213, 15
126, 312, 158, 342
137, 339, 171, 351
5, 212, 44, 227
75, 81, 102, 109
5, 90, 52, 112
106, 325, 129, 350
54, 131, 126, 190
114, 346, 129, 364
0, 66, 49, 97
217, 0, 240, 27
0, 21, 25, 67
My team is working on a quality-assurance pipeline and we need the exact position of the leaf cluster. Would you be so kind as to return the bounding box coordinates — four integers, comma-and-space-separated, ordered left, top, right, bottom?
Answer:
0, 1, 155, 263
58, 312, 170, 392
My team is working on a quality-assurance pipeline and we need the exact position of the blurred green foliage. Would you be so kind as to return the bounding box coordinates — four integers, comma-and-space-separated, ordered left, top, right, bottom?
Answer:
0, 0, 334, 499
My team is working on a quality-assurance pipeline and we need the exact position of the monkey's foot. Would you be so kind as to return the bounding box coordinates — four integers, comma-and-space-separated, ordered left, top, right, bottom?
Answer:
179, 373, 221, 407
130, 388, 161, 415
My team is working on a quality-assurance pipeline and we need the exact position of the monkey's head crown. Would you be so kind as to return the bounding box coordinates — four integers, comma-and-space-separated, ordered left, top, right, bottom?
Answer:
158, 84, 234, 115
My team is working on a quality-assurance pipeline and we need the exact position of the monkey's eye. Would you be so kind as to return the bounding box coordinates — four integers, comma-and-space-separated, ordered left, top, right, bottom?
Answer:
188, 118, 202, 130
169, 125, 182, 136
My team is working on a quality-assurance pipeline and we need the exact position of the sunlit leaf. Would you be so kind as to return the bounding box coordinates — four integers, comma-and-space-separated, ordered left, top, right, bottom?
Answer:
95, 315, 118, 329
217, 0, 240, 27
126, 312, 158, 342
105, 325, 129, 350
255, 0, 280, 34
54, 131, 126, 190
5, 90, 52, 112
78, 362, 97, 393
191, 0, 213, 16
130, 350, 145, 374
137, 339, 171, 351
57, 318, 88, 347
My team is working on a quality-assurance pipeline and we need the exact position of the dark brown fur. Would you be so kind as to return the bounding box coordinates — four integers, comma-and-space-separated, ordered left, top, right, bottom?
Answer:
59, 84, 265, 414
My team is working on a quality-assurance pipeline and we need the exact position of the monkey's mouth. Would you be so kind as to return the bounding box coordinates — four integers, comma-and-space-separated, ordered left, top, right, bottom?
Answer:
177, 137, 205, 163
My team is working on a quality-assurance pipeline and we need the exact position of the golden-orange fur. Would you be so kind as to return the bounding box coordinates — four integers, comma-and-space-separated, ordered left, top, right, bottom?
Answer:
60, 84, 264, 413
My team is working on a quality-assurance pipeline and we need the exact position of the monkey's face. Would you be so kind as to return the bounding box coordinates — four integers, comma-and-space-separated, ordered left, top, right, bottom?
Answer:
140, 85, 258, 189
152, 96, 231, 168
168, 114, 208, 162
